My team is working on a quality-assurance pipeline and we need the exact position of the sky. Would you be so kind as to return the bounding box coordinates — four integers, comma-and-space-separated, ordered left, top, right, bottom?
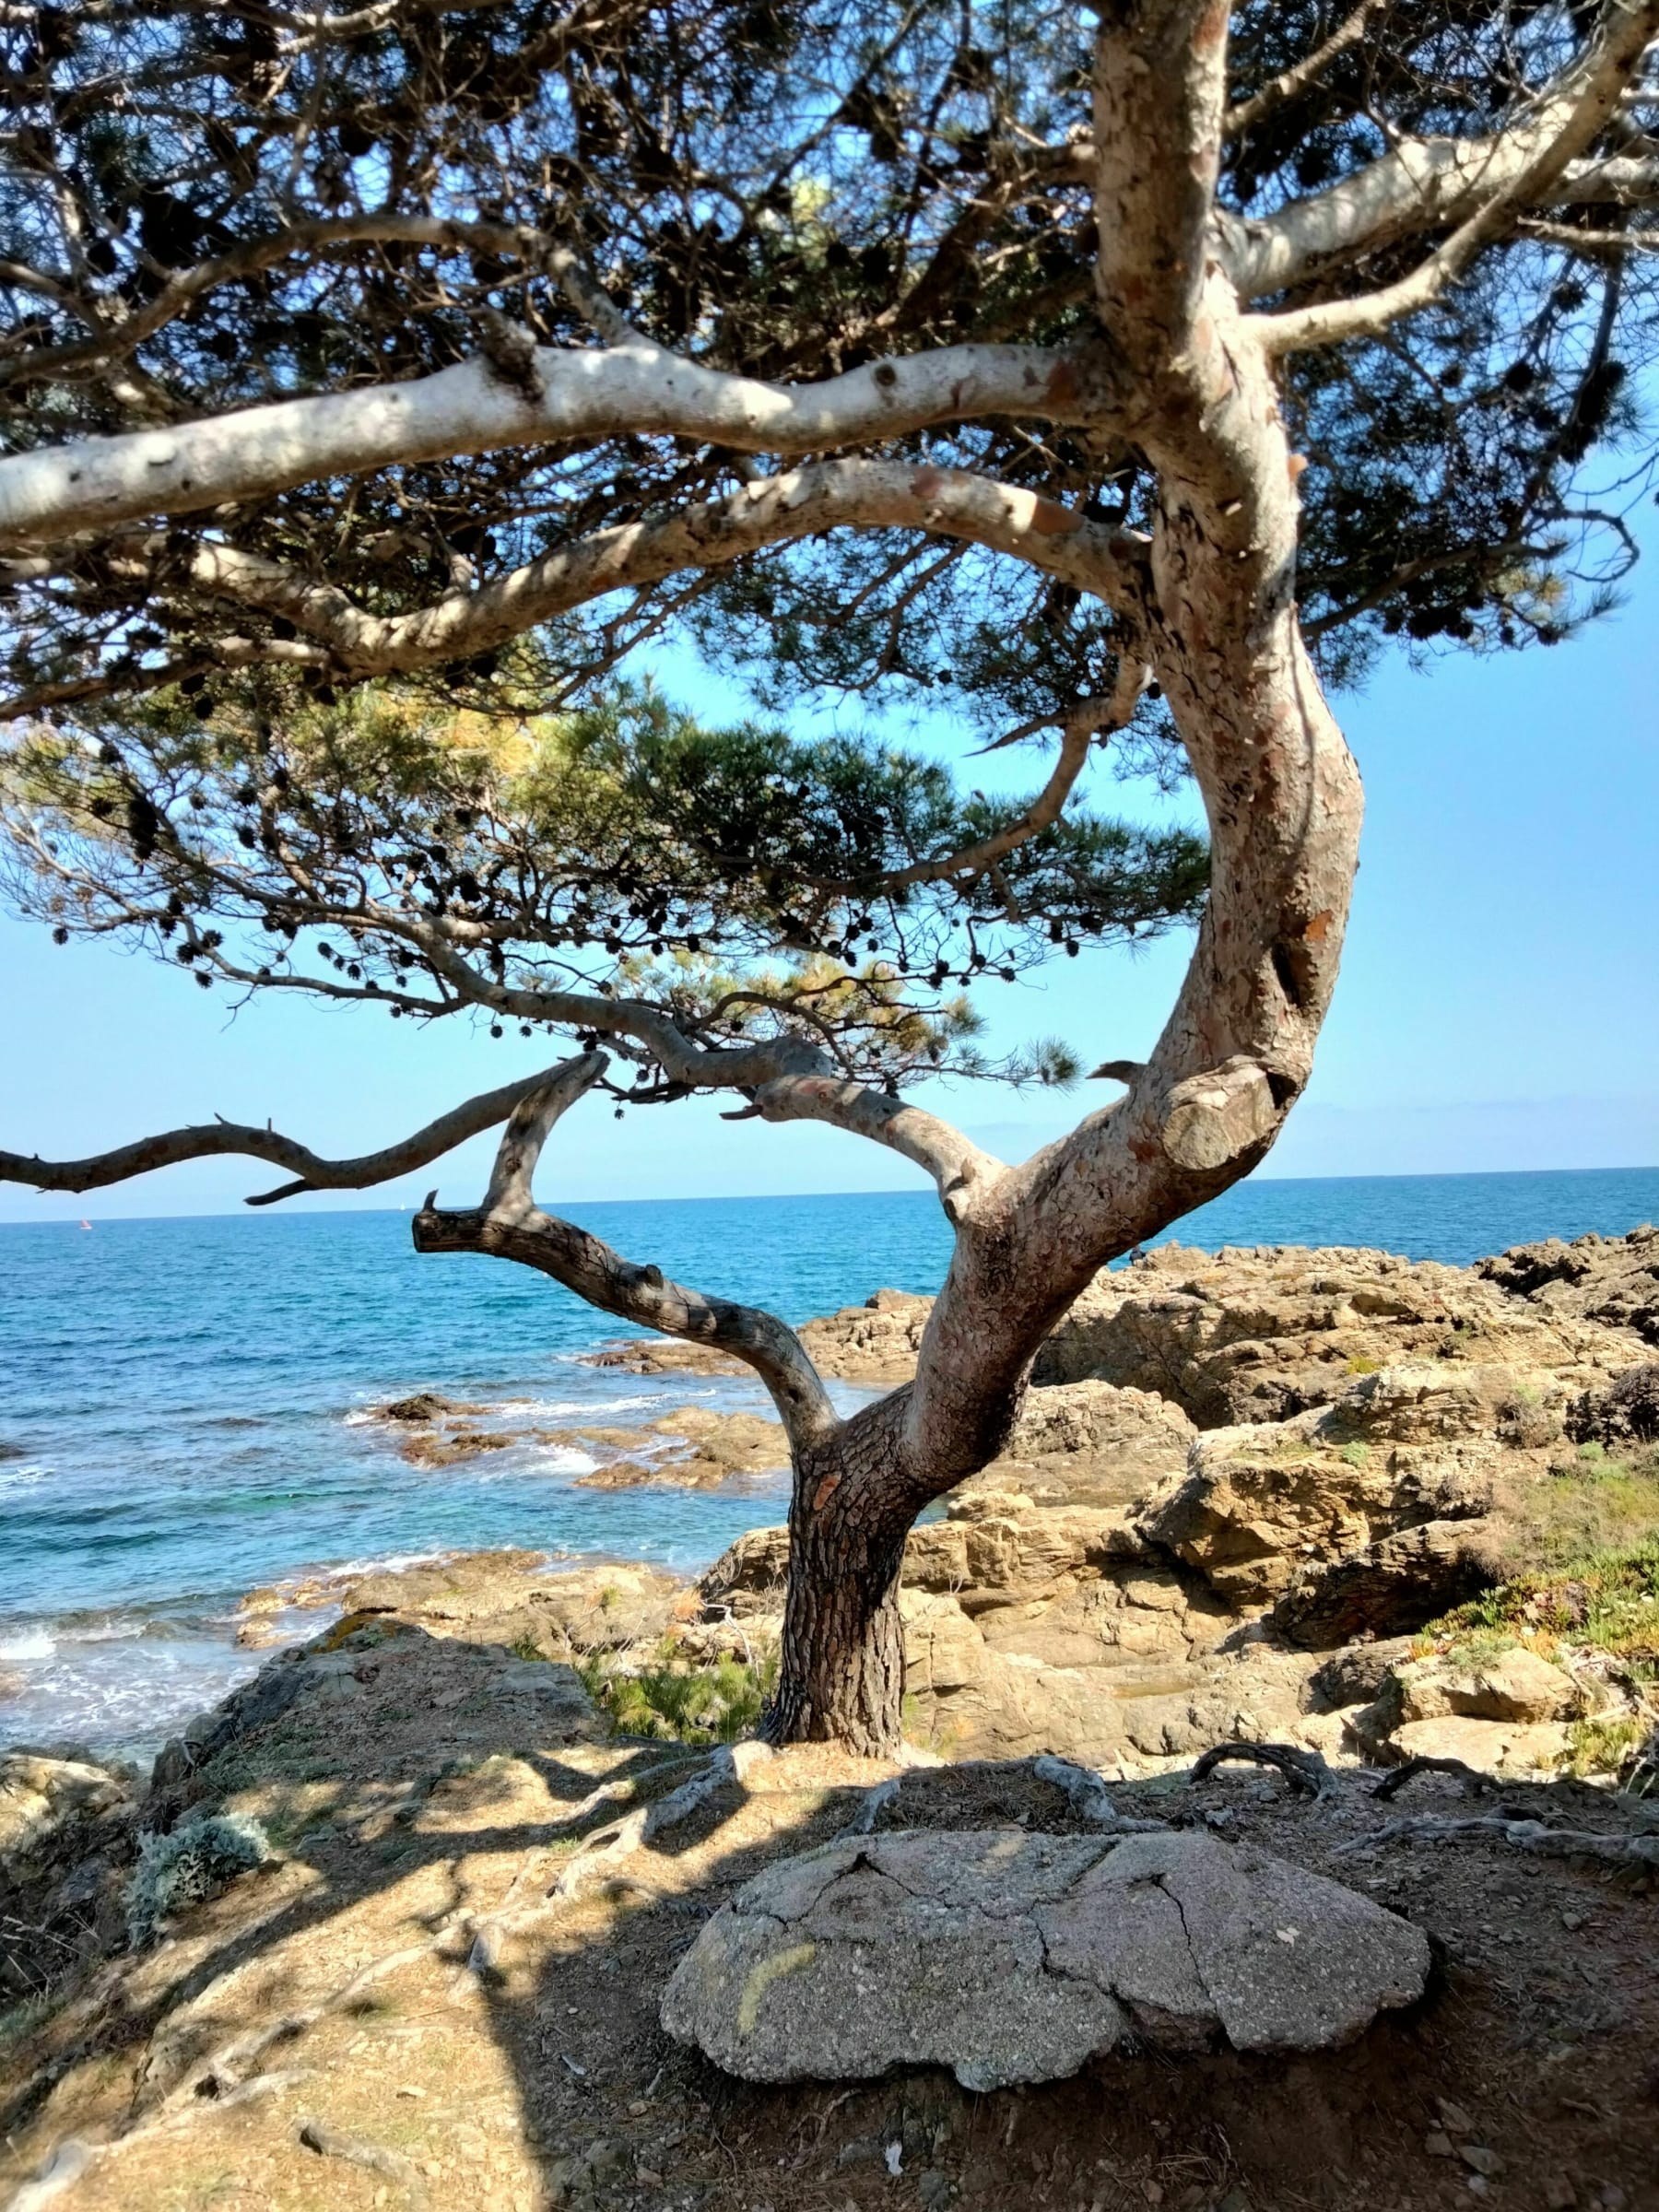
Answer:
2, 528, 1655, 1220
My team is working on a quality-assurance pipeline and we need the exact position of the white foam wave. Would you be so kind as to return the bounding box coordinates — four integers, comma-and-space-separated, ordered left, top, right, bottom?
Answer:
0, 1628, 56, 1662
496, 1394, 666, 1418
0, 1462, 48, 1493
341, 1408, 379, 1428
56, 1615, 153, 1644
476, 1445, 598, 1482
321, 1547, 452, 1582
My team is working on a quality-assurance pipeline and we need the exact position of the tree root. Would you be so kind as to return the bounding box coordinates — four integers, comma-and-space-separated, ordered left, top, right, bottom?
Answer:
542, 1751, 709, 1836
1335, 1816, 1659, 1869
836, 1776, 900, 1838
5, 1742, 766, 2210
1188, 1741, 1335, 1800
1371, 1755, 1492, 1801
298, 2115, 429, 2209
1031, 1755, 1172, 1832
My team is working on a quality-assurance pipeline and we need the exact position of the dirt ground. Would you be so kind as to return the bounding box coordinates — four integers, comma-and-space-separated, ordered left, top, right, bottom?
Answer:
3, 1618, 1657, 2212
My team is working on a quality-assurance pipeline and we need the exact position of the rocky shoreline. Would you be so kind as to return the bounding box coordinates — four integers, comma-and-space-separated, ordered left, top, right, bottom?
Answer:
220, 1223, 1659, 1788
3, 1228, 1657, 2210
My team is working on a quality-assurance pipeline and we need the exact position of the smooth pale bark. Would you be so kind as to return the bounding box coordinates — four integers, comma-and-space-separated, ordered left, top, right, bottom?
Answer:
0, 339, 1101, 548
154, 461, 1145, 671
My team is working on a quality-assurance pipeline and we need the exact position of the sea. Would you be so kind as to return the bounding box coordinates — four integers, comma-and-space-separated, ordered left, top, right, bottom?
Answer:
3, 1164, 1656, 1764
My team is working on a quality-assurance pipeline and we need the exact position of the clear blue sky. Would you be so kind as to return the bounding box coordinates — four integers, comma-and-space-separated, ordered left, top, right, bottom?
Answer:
2, 534, 1654, 1219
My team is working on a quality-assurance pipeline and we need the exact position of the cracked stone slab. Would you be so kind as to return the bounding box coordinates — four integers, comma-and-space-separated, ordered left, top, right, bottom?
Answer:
660, 1829, 1430, 2088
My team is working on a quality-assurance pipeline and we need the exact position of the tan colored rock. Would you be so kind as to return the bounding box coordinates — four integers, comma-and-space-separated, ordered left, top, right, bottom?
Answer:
1134, 1419, 1490, 1609
1033, 1242, 1638, 1428
397, 1425, 514, 1468
1393, 1645, 1582, 1726
1347, 1643, 1583, 1776
573, 1406, 790, 1491
799, 1288, 935, 1385
1, 1750, 132, 1873
1478, 1224, 1659, 1345
966, 1382, 1195, 1507
1270, 1521, 1490, 1649
583, 1287, 935, 1388
339, 1549, 685, 1653
1386, 1715, 1572, 1777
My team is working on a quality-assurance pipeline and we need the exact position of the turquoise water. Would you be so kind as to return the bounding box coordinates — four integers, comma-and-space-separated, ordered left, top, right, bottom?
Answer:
2, 1164, 1655, 1758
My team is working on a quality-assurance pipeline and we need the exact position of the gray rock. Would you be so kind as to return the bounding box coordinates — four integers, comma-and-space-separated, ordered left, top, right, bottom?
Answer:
660, 1827, 1429, 2088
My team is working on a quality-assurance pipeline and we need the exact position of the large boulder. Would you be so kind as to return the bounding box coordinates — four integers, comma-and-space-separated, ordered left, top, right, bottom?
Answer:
661, 1827, 1430, 2086
1270, 1520, 1491, 1648
585, 1288, 935, 1387
1566, 1361, 1659, 1447
1347, 1642, 1585, 1778
963, 1382, 1195, 1507
572, 1407, 791, 1490
1132, 1380, 1497, 1609
1, 1749, 132, 1874
1, 1749, 137, 1997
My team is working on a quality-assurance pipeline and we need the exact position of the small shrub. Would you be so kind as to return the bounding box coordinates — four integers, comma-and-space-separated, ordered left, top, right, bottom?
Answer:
1345, 1356, 1382, 1377
578, 1641, 775, 1744
1338, 1440, 1371, 1468
125, 1811, 274, 1947
1561, 1714, 1651, 1780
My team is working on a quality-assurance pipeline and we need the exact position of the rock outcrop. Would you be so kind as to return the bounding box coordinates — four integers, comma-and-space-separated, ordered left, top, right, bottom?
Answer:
1, 1749, 138, 1998
1033, 1243, 1637, 1427
571, 1406, 791, 1489
1131, 1364, 1505, 1618
1477, 1223, 1659, 1344
1345, 1642, 1587, 1776
583, 1287, 935, 1388
661, 1827, 1431, 2085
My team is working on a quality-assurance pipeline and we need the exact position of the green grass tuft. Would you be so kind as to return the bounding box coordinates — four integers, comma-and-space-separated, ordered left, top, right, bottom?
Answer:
578, 1641, 776, 1744
1427, 1540, 1659, 1679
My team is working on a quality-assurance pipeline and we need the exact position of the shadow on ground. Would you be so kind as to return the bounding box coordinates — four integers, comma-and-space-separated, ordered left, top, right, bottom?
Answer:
3, 1615, 1657, 2212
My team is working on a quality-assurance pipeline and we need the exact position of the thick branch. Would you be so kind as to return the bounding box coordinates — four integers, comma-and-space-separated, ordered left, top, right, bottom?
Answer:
1255, 3, 1659, 353
0, 1067, 570, 1206
140, 461, 1147, 677
1231, 6, 1659, 301
414, 1059, 837, 1451
0, 336, 1114, 550
746, 1075, 1003, 1224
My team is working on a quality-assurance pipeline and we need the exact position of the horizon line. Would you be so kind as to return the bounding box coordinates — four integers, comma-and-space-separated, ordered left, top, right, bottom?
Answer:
2, 1156, 1656, 1228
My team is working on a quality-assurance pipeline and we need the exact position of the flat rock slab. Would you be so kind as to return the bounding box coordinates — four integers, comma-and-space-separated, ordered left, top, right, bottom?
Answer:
661, 1828, 1430, 2089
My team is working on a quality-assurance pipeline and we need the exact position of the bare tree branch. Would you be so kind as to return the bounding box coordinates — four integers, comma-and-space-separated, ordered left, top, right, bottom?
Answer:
414, 1054, 838, 1451
0, 335, 1114, 551
0, 1065, 579, 1206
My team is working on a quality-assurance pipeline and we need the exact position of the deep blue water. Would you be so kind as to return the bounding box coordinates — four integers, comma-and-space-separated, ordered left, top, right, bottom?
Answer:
2, 1165, 1655, 1759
